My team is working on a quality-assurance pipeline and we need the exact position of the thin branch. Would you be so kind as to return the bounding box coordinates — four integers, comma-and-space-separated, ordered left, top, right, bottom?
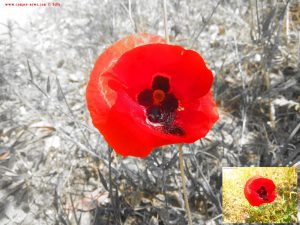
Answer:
56, 76, 95, 153
178, 144, 192, 225
69, 193, 80, 225
190, 0, 221, 49
234, 35, 247, 154
163, 0, 169, 43
118, 0, 138, 32
255, 0, 261, 40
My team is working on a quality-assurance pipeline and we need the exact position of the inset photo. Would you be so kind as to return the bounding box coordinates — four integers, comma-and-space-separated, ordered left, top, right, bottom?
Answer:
222, 167, 298, 224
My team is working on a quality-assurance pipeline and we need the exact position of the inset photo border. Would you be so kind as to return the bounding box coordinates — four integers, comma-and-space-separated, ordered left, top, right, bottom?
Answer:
222, 167, 298, 224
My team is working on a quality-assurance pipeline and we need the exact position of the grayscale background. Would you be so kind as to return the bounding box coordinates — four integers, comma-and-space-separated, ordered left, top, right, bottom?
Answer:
0, 0, 299, 224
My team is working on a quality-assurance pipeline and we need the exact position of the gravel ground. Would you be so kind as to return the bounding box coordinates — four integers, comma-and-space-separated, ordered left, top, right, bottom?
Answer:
0, 0, 299, 224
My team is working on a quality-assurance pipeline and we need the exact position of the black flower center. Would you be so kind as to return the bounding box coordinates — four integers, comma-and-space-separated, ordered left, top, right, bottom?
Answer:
146, 105, 164, 123
137, 75, 184, 136
256, 186, 268, 201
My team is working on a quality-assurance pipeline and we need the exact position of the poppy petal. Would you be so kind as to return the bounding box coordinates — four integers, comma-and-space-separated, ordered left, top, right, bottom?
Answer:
103, 90, 165, 157
110, 44, 213, 101
86, 33, 165, 138
174, 91, 219, 142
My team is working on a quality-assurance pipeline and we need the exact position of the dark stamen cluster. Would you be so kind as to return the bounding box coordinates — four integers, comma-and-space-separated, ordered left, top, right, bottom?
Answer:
256, 186, 268, 201
137, 75, 184, 136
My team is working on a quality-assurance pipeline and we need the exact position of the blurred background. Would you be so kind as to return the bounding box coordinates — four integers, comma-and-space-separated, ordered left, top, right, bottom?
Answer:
0, 0, 299, 224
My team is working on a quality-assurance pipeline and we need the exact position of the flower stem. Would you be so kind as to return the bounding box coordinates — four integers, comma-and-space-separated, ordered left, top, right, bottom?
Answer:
163, 0, 169, 43
178, 144, 193, 225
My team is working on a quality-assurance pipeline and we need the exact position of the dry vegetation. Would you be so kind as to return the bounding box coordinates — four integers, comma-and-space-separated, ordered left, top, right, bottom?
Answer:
0, 0, 299, 224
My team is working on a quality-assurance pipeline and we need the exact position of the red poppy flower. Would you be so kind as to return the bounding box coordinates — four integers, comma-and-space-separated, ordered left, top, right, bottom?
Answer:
86, 33, 218, 157
244, 176, 277, 206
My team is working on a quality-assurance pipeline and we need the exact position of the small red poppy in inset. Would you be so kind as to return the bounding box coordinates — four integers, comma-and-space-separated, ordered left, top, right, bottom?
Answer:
244, 176, 277, 206
86, 33, 219, 157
